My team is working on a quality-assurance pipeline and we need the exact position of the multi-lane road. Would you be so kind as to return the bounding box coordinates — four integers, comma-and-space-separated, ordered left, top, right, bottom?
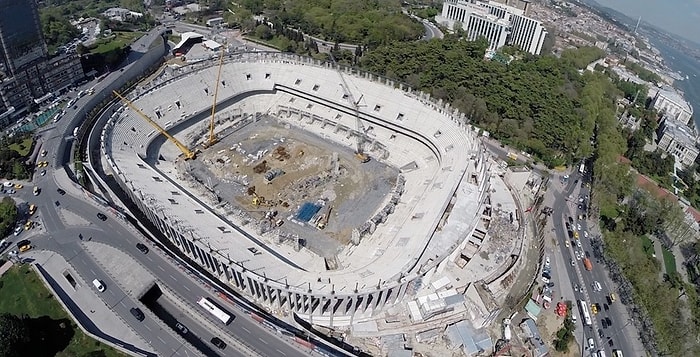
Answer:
548, 169, 640, 357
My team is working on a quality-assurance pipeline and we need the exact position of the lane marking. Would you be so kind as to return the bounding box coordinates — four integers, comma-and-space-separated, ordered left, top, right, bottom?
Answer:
258, 338, 268, 345
158, 266, 165, 272
144, 324, 152, 331
276, 349, 286, 356
157, 336, 166, 344
183, 285, 191, 292
241, 326, 250, 334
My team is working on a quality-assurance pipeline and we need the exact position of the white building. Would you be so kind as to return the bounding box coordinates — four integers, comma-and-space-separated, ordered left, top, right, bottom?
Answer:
651, 88, 694, 125
656, 119, 700, 169
436, 0, 547, 55
102, 8, 143, 22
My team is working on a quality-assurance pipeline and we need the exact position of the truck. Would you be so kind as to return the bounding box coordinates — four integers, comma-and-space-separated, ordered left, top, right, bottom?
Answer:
583, 257, 593, 271
507, 152, 518, 161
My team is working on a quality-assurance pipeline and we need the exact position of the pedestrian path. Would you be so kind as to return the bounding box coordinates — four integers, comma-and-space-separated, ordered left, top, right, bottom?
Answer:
28, 250, 153, 353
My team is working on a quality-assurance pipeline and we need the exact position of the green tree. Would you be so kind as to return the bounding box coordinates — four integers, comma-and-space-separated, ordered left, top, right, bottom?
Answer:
0, 313, 30, 357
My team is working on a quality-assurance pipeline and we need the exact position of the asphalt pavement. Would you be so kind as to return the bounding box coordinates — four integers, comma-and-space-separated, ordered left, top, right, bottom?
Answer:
546, 169, 644, 357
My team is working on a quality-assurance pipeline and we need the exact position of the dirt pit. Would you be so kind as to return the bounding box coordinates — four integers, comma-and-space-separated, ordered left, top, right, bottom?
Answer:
188, 117, 398, 257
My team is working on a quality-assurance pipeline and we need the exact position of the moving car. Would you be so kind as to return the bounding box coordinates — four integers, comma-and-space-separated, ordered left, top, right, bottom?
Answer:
14, 226, 22, 236
92, 279, 106, 292
97, 213, 107, 221
130, 307, 145, 321
210, 337, 227, 350
136, 243, 149, 254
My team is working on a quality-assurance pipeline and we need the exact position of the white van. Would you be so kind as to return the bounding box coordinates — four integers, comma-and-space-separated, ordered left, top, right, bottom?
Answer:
92, 279, 105, 292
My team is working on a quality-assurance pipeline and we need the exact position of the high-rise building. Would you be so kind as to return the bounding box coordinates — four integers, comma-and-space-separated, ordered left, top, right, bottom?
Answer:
0, 0, 47, 76
436, 0, 547, 55
0, 0, 84, 126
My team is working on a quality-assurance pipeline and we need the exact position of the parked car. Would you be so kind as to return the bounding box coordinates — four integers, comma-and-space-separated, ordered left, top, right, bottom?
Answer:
136, 243, 149, 254
587, 338, 595, 350
57, 188, 66, 195
211, 337, 227, 350
175, 322, 188, 334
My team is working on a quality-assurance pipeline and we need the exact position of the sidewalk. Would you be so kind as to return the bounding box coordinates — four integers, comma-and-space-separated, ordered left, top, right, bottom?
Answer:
28, 250, 153, 353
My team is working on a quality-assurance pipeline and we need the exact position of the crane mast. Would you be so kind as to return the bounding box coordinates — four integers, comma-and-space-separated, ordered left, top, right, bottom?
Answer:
113, 91, 196, 160
207, 48, 225, 147
329, 54, 370, 163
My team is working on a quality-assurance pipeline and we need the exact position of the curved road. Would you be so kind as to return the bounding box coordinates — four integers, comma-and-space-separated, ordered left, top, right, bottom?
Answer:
11, 28, 317, 357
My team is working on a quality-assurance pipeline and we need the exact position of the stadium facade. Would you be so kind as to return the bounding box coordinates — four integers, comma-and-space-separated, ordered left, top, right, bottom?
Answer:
100, 52, 490, 327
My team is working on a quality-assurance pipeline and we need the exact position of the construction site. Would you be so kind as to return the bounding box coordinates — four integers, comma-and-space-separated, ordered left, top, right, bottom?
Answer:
181, 116, 398, 258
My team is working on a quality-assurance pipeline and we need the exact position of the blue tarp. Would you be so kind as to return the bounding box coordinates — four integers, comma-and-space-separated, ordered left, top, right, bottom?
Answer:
295, 202, 321, 222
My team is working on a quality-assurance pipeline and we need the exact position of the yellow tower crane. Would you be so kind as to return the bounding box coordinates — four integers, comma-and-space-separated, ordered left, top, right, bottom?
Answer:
206, 48, 225, 148
113, 91, 197, 160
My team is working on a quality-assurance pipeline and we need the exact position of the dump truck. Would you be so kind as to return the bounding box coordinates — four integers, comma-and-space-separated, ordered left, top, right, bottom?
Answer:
583, 257, 593, 271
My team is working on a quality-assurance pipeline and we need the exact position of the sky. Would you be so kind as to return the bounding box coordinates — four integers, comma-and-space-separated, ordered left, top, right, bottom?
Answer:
592, 0, 700, 42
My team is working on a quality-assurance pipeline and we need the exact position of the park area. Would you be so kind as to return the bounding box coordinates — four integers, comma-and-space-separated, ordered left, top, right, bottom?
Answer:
0, 264, 123, 356
90, 31, 142, 54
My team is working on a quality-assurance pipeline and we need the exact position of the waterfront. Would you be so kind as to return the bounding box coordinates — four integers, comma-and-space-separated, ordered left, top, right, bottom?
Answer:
649, 37, 700, 129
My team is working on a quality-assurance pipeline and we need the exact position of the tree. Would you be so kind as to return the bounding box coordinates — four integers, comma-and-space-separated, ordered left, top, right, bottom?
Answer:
0, 313, 30, 357
0, 197, 18, 237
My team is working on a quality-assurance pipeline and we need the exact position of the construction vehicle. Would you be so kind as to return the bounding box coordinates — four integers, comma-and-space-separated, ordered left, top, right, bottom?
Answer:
315, 205, 332, 229
252, 193, 272, 207
329, 54, 370, 163
203, 48, 225, 149
113, 91, 197, 160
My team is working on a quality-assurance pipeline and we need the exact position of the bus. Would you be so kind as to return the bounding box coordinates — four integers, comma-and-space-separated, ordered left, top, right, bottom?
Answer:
578, 300, 592, 326
197, 297, 232, 325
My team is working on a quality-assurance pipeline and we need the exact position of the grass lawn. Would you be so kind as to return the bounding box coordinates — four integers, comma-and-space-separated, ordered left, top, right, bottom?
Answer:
91, 31, 143, 54
0, 265, 124, 357
8, 137, 33, 157
640, 235, 655, 258
662, 247, 677, 275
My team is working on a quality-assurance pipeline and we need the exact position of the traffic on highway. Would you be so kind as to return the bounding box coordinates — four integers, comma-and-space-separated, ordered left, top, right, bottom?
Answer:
548, 163, 636, 357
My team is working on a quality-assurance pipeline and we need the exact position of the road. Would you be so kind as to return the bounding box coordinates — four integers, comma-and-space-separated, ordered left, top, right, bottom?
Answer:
420, 19, 444, 40
548, 168, 640, 357
4, 28, 315, 357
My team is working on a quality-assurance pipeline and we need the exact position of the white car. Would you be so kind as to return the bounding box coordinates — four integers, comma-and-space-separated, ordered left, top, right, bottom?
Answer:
3, 182, 12, 188
571, 259, 575, 266
584, 231, 589, 238
13, 226, 22, 236
545, 256, 550, 267
577, 240, 582, 248
575, 252, 581, 260
577, 224, 581, 231
40, 170, 46, 176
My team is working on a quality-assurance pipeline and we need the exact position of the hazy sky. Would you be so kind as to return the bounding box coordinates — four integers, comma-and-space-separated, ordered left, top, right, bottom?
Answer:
592, 0, 700, 41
